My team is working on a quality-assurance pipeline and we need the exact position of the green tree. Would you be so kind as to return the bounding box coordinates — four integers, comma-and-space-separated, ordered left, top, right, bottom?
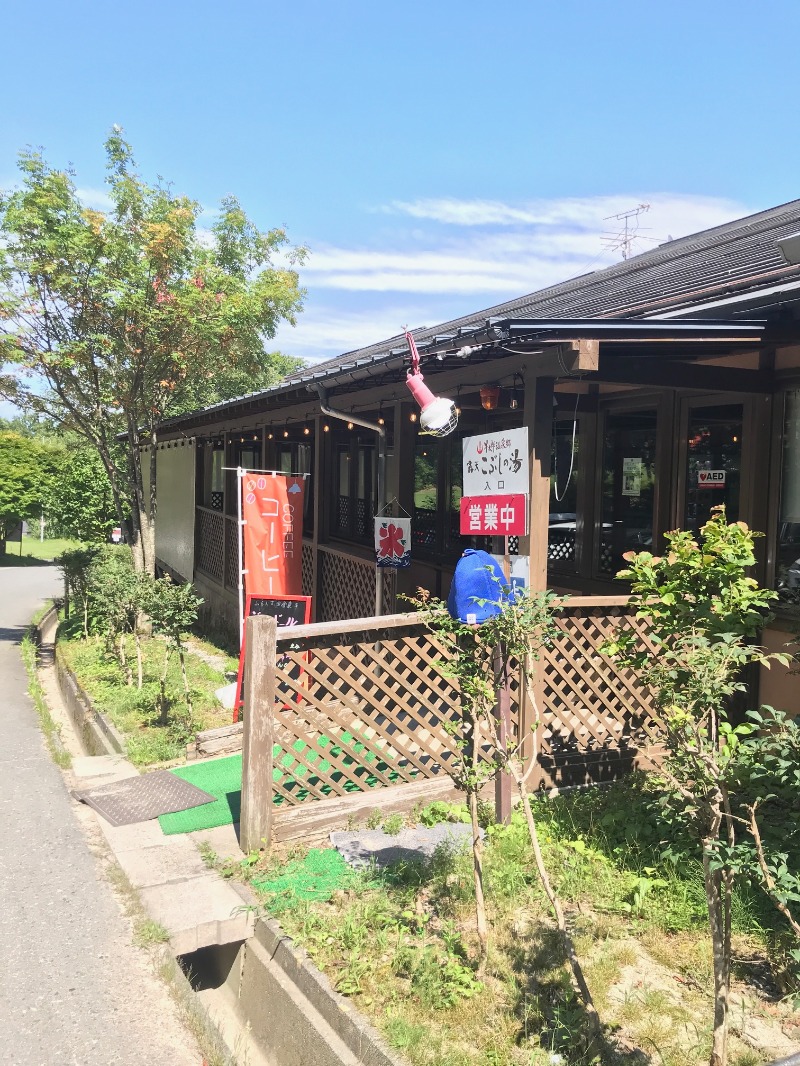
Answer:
46, 445, 119, 542
603, 508, 792, 1066
0, 430, 60, 553
0, 129, 305, 574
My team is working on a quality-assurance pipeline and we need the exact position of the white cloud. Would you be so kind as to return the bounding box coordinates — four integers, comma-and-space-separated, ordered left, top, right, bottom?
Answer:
382, 194, 746, 231
298, 193, 751, 297
273, 304, 430, 362
276, 192, 754, 360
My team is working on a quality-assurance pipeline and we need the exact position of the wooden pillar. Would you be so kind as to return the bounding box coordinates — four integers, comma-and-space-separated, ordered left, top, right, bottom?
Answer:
240, 615, 276, 853
519, 374, 554, 774
521, 375, 555, 591
311, 415, 326, 621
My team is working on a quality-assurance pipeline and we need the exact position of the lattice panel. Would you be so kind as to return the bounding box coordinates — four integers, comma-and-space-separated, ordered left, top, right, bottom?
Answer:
210, 492, 224, 511
548, 529, 576, 564
224, 516, 239, 590
268, 629, 511, 808
319, 550, 376, 621
537, 605, 660, 788
355, 498, 371, 538
302, 542, 314, 598
195, 508, 224, 583
597, 536, 614, 575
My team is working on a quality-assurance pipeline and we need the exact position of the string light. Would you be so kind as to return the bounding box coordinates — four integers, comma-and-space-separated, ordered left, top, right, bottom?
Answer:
409, 411, 418, 423
303, 426, 310, 436
347, 421, 354, 430
323, 424, 330, 433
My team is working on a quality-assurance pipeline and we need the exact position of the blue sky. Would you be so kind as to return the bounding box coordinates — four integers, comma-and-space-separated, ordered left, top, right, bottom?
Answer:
3, 0, 800, 363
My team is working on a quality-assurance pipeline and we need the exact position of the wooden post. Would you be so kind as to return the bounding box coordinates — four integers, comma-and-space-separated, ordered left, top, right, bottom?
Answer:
519, 374, 555, 774
240, 614, 276, 853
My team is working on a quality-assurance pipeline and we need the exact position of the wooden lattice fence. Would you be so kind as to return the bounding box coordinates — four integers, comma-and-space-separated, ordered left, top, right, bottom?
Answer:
240, 597, 661, 848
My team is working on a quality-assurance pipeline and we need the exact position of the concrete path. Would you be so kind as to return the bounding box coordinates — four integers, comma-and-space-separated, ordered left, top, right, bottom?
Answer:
0, 565, 201, 1066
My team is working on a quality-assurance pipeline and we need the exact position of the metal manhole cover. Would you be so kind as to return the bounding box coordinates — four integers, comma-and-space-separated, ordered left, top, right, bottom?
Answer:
73, 770, 215, 827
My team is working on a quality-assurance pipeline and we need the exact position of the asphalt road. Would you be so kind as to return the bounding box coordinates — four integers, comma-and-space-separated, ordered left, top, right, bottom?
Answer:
0, 565, 200, 1066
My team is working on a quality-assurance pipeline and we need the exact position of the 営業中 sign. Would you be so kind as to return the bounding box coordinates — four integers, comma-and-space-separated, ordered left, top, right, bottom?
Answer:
462, 428, 528, 497
460, 494, 528, 536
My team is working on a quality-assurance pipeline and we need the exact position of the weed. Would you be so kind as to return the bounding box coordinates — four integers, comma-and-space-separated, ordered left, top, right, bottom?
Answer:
21, 634, 71, 768
383, 812, 405, 836
365, 808, 383, 830
133, 918, 170, 947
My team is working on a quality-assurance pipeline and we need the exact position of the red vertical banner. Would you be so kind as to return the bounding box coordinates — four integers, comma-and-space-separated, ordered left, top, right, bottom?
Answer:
241, 473, 305, 596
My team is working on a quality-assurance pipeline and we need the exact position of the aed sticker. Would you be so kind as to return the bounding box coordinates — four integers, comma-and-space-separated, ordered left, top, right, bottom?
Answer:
698, 469, 726, 488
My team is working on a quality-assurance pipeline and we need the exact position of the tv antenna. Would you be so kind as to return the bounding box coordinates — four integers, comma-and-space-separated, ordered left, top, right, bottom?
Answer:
602, 203, 651, 260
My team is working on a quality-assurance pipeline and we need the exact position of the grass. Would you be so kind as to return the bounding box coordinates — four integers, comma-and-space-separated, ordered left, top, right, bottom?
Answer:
207, 782, 800, 1066
0, 535, 81, 566
20, 631, 71, 768
57, 615, 232, 767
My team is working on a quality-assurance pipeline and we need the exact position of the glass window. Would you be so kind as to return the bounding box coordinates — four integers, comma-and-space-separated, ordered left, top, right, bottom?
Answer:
598, 409, 657, 577
776, 389, 800, 605
413, 440, 438, 550
331, 438, 374, 543
684, 404, 743, 535
549, 418, 580, 572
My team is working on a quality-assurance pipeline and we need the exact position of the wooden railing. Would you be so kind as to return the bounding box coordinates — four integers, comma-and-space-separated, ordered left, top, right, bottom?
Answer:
240, 596, 660, 850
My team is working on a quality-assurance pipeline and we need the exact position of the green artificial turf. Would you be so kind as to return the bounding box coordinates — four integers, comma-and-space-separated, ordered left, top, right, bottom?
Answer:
251, 848, 356, 913
159, 733, 407, 835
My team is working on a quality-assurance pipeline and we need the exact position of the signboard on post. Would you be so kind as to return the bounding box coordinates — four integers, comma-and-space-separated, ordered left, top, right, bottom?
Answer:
462, 428, 528, 497
234, 593, 312, 718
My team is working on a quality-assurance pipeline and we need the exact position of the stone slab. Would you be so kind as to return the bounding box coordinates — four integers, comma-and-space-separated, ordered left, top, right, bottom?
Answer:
71, 755, 138, 782
139, 878, 254, 955
330, 822, 476, 869
115, 839, 210, 890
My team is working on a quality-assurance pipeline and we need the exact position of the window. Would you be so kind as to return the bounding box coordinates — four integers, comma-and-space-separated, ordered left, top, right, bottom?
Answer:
598, 409, 658, 577
413, 440, 438, 549
684, 404, 743, 535
549, 417, 580, 572
202, 443, 225, 510
776, 389, 800, 605
331, 435, 375, 543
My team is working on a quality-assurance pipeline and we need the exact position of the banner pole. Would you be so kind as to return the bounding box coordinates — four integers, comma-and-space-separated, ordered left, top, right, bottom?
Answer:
237, 466, 245, 649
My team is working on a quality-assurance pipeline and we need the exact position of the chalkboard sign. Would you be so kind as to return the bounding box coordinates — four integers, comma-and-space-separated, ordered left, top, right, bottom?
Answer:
246, 596, 312, 627
234, 594, 312, 717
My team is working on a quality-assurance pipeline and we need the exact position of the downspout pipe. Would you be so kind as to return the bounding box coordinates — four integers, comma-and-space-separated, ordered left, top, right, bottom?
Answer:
313, 386, 387, 617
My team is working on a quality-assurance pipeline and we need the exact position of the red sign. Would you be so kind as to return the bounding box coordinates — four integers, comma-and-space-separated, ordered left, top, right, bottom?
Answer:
459, 494, 528, 536
241, 473, 305, 596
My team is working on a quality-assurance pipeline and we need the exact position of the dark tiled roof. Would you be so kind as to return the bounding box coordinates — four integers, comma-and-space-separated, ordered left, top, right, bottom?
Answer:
161, 198, 800, 428
283, 197, 800, 385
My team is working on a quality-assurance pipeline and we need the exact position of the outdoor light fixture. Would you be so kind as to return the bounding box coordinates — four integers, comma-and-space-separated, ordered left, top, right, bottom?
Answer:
267, 431, 274, 440
283, 428, 289, 439
347, 421, 354, 430
303, 426, 310, 435
480, 385, 500, 411
404, 329, 458, 437
323, 424, 330, 432
509, 376, 521, 410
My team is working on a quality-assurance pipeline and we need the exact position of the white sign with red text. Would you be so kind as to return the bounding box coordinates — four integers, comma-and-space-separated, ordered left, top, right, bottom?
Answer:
460, 494, 528, 536
698, 469, 727, 488
462, 428, 528, 497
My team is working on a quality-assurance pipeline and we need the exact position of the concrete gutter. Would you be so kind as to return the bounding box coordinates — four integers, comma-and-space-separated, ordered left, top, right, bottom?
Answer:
42, 610, 410, 1065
